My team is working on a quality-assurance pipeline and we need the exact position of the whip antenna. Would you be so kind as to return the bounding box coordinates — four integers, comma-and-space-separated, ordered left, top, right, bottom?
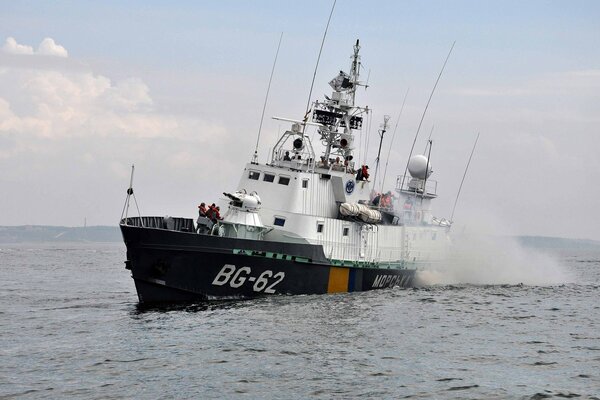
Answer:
450, 132, 480, 222
421, 139, 433, 204
381, 87, 409, 191
401, 41, 455, 190
423, 124, 434, 154
364, 112, 373, 165
252, 32, 283, 164
302, 0, 336, 134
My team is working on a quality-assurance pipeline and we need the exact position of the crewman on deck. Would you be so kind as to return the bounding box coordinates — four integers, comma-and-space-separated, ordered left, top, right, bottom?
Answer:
361, 165, 370, 181
205, 203, 216, 221
198, 202, 207, 217
214, 206, 223, 221
380, 191, 393, 210
320, 156, 328, 168
372, 192, 381, 206
283, 151, 292, 161
331, 156, 342, 171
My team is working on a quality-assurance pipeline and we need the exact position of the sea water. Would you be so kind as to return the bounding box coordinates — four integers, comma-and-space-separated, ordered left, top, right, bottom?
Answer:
1, 242, 599, 399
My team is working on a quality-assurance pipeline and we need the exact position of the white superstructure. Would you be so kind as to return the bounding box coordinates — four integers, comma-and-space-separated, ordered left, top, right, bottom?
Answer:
217, 40, 450, 270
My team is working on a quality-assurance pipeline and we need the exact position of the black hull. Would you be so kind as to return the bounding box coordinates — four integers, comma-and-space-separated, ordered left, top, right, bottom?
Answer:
121, 224, 416, 304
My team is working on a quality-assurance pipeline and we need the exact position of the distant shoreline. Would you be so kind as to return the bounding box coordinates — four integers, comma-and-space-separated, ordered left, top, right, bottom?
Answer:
1, 225, 599, 248
0, 225, 121, 243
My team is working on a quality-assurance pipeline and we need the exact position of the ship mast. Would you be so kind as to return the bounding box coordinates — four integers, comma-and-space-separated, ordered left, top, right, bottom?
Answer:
349, 39, 361, 107
270, 40, 369, 173
372, 115, 390, 193
312, 39, 367, 168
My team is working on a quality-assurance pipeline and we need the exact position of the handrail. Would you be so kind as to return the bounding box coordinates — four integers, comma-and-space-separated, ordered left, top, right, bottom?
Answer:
395, 174, 437, 196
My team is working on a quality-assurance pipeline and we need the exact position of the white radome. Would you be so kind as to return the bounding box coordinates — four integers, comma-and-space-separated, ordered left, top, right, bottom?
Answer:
408, 155, 432, 179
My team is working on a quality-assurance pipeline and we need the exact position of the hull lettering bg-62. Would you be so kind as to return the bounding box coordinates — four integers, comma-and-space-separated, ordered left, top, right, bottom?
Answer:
212, 264, 285, 293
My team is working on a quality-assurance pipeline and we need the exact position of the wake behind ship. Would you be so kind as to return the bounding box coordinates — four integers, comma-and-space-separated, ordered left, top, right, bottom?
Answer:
120, 40, 451, 304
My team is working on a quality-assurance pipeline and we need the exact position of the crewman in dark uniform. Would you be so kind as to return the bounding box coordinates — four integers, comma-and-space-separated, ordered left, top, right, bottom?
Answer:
198, 202, 207, 217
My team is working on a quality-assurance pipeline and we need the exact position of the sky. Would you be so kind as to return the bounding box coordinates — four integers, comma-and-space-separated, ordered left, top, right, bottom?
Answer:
0, 1, 599, 240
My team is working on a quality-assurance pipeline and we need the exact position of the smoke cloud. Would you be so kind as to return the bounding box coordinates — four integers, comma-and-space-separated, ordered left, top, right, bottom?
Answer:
417, 232, 572, 286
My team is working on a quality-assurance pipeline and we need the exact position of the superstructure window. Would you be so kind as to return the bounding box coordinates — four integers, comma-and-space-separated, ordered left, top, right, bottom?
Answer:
343, 227, 349, 236
248, 171, 260, 180
317, 223, 324, 233
274, 217, 286, 227
278, 176, 290, 185
302, 179, 309, 188
263, 173, 275, 183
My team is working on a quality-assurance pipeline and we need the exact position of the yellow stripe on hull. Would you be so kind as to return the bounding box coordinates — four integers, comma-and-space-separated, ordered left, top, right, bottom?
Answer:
327, 267, 349, 293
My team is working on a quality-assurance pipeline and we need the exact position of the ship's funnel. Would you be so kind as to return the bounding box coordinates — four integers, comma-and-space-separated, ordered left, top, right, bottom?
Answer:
408, 155, 432, 179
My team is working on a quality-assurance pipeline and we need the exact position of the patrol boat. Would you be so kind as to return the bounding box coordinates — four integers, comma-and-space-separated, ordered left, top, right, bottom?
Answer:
120, 40, 451, 303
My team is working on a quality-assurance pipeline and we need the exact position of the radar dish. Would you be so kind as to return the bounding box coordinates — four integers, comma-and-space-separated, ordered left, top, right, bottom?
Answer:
408, 155, 432, 179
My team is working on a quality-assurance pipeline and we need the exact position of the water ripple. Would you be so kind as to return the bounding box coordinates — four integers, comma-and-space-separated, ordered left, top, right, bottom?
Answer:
1, 243, 599, 399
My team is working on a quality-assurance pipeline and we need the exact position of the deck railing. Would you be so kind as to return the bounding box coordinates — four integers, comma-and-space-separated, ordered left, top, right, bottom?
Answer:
120, 216, 195, 232
395, 175, 438, 196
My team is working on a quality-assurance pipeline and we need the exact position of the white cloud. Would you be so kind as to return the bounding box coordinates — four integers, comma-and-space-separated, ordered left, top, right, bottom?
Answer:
2, 37, 34, 55
0, 68, 197, 140
2, 37, 68, 58
101, 78, 153, 111
453, 69, 600, 98
37, 37, 68, 57
168, 151, 196, 169
0, 48, 239, 227
454, 87, 532, 97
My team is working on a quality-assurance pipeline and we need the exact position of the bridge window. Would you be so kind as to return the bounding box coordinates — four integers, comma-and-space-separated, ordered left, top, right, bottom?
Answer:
248, 171, 260, 180
343, 227, 349, 236
274, 217, 286, 227
317, 222, 324, 233
263, 173, 275, 183
278, 176, 290, 185
302, 179, 309, 188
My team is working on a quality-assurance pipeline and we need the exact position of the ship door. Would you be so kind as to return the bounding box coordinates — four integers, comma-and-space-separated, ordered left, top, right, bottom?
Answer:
359, 225, 368, 258
359, 225, 377, 260
359, 224, 379, 261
